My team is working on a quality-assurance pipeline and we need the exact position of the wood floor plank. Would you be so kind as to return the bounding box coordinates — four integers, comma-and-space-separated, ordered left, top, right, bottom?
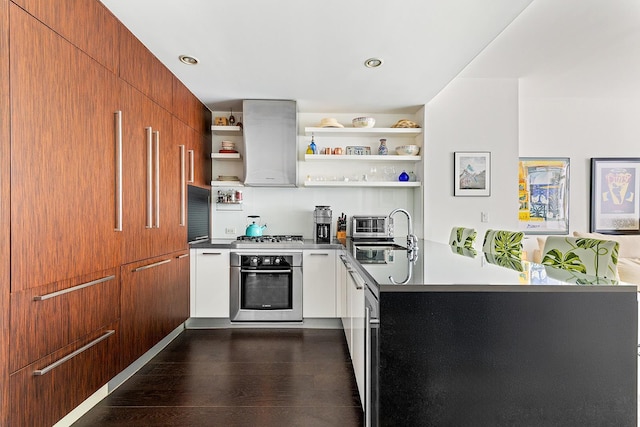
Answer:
72, 329, 363, 426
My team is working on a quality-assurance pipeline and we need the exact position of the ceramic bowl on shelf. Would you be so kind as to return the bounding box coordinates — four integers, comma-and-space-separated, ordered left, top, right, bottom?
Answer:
221, 140, 235, 149
396, 145, 420, 156
352, 117, 375, 128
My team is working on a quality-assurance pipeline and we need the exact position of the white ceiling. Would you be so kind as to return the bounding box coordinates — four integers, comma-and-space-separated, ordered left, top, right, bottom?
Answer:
99, 0, 640, 113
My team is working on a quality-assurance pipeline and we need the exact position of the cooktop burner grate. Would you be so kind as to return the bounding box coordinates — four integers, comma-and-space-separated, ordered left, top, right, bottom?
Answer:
235, 235, 304, 244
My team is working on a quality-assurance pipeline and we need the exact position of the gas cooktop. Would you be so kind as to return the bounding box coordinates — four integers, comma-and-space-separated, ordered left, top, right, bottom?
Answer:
234, 235, 304, 244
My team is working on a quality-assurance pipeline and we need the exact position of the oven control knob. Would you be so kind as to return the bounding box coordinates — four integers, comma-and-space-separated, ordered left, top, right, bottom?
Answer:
274, 257, 281, 265
250, 256, 259, 267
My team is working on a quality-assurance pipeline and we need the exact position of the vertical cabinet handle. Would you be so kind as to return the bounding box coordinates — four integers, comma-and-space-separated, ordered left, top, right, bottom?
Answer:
154, 130, 160, 229
146, 127, 153, 229
187, 149, 195, 183
114, 111, 123, 232
180, 145, 186, 226
365, 306, 371, 427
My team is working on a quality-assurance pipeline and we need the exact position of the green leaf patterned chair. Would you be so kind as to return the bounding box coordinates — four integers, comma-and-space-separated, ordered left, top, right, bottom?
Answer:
482, 229, 524, 258
541, 235, 619, 280
449, 227, 477, 249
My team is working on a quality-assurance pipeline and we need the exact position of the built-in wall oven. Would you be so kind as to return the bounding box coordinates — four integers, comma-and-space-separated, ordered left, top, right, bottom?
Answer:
229, 252, 303, 322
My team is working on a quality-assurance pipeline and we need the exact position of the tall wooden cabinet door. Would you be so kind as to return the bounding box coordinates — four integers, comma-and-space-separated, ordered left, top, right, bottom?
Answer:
0, 0, 10, 424
121, 85, 185, 263
10, 5, 122, 292
175, 116, 211, 189
10, 0, 119, 72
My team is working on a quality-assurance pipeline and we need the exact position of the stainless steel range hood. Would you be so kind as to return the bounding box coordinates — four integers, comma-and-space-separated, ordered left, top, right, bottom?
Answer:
242, 99, 298, 187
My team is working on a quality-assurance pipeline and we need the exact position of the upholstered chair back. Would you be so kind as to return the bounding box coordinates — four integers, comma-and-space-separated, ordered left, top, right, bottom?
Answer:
541, 235, 619, 279
482, 229, 524, 258
449, 227, 477, 249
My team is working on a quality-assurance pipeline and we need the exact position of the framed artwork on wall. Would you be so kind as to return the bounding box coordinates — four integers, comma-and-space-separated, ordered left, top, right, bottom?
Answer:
454, 152, 491, 196
518, 157, 570, 235
590, 158, 640, 234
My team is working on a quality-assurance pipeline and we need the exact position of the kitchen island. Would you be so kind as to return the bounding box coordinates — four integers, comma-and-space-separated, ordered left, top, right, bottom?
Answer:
349, 239, 638, 427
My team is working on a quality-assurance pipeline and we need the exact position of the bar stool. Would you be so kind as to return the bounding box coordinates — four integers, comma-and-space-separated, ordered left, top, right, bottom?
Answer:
449, 227, 477, 249
541, 235, 619, 279
482, 229, 524, 258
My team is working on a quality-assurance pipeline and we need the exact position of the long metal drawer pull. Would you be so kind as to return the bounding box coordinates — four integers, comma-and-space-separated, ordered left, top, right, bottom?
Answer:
202, 252, 222, 255
188, 149, 195, 183
33, 275, 116, 301
310, 253, 329, 256
177, 254, 189, 259
154, 130, 160, 229
365, 306, 372, 427
114, 111, 123, 232
240, 269, 292, 274
348, 270, 364, 290
179, 145, 186, 226
33, 330, 115, 376
146, 126, 153, 229
193, 235, 209, 241
133, 258, 172, 272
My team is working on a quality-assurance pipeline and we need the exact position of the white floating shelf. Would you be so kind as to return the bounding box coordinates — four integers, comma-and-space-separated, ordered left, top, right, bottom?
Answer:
211, 181, 244, 187
304, 127, 422, 137
304, 154, 421, 162
303, 181, 421, 188
211, 125, 243, 135
211, 153, 241, 160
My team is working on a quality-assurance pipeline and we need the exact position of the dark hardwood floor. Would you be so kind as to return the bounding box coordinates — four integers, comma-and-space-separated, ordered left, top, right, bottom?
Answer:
72, 328, 363, 427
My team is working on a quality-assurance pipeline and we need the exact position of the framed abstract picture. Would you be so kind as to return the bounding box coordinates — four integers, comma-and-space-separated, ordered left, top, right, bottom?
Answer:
518, 157, 570, 235
454, 152, 491, 196
590, 158, 640, 234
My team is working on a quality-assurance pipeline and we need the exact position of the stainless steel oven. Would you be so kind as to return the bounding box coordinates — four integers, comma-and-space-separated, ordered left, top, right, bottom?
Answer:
351, 215, 393, 240
230, 252, 303, 322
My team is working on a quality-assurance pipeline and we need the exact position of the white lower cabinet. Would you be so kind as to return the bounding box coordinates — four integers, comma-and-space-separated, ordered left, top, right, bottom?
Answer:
302, 250, 337, 318
191, 249, 230, 317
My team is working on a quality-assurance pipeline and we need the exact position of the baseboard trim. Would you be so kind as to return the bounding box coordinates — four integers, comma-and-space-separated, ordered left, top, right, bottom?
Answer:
185, 317, 343, 329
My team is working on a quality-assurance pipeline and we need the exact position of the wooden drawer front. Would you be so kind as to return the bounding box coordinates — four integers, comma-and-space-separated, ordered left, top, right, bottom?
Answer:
10, 269, 120, 372
13, 0, 119, 73
9, 323, 120, 427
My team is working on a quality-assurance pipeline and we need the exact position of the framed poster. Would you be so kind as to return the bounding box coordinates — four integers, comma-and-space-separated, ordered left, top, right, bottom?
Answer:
518, 157, 570, 235
454, 152, 490, 196
591, 158, 640, 234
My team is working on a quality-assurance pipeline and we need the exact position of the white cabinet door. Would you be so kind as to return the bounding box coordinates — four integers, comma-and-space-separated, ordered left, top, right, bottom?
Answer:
302, 250, 337, 318
347, 267, 366, 403
192, 249, 230, 317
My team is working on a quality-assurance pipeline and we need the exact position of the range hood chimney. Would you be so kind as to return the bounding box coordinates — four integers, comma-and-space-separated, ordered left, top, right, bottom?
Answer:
242, 99, 298, 187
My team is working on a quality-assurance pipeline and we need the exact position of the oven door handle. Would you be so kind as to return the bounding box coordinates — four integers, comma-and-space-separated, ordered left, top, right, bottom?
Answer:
240, 269, 292, 274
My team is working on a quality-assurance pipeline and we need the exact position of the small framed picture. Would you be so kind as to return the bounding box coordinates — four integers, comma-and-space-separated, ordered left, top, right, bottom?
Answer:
454, 152, 491, 196
590, 157, 640, 234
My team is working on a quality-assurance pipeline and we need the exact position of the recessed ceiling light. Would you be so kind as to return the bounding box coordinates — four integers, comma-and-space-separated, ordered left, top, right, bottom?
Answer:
179, 55, 199, 65
364, 58, 383, 68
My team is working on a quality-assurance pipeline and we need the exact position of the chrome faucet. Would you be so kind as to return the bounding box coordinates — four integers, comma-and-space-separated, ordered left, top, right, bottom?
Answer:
388, 208, 419, 256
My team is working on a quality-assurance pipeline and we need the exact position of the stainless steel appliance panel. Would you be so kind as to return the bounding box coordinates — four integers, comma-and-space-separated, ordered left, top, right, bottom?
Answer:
351, 215, 393, 240
230, 252, 302, 322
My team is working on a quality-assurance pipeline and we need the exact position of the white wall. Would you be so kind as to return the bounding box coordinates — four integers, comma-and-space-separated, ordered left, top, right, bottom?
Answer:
424, 77, 520, 245
519, 82, 640, 234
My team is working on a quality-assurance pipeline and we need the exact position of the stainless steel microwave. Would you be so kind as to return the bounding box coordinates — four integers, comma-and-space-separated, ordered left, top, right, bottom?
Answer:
351, 215, 393, 240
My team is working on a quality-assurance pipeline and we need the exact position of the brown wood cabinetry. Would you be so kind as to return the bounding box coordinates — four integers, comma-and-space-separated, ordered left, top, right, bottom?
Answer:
10, 5, 122, 292
174, 116, 211, 189
0, 0, 10, 424
9, 268, 120, 372
120, 83, 187, 264
10, 0, 119, 73
120, 251, 189, 369
173, 76, 209, 134
10, 323, 120, 427
2, 1, 206, 424
119, 25, 173, 111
